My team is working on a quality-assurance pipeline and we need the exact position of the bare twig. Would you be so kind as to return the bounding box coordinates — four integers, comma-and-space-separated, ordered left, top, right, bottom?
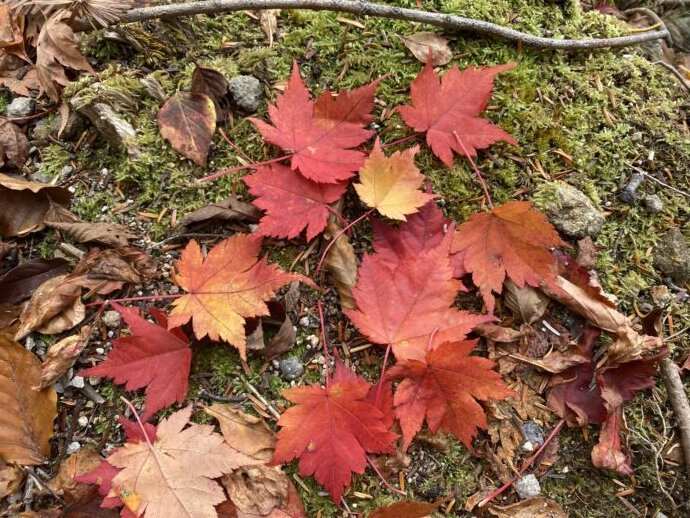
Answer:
240, 374, 281, 420
82, 0, 670, 50
659, 358, 690, 481
652, 61, 690, 93
626, 163, 690, 199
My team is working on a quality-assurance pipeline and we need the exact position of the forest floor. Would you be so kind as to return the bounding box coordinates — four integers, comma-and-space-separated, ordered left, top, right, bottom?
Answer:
2, 0, 690, 516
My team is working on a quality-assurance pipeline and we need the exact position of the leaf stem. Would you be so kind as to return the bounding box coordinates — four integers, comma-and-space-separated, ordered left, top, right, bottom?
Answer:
452, 131, 494, 210
218, 127, 253, 163
325, 205, 349, 228
477, 418, 565, 508
84, 294, 183, 307
317, 299, 331, 388
199, 155, 289, 183
365, 454, 407, 496
381, 133, 420, 149
374, 343, 393, 407
119, 396, 155, 449
315, 208, 375, 276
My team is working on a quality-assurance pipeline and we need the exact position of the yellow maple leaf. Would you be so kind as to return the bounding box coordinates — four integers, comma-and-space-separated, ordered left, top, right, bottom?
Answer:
169, 234, 306, 359
354, 139, 436, 220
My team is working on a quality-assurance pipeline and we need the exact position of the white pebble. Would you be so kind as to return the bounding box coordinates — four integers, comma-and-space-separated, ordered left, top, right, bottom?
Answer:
66, 441, 81, 455
70, 376, 85, 388
78, 416, 89, 427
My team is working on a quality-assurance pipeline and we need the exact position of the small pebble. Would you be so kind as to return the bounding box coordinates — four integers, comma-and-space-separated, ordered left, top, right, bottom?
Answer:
70, 376, 85, 389
6, 97, 36, 118
279, 356, 304, 380
66, 441, 81, 455
78, 416, 89, 427
101, 310, 122, 330
520, 421, 545, 452
306, 334, 319, 348
95, 347, 105, 355
514, 474, 541, 499
644, 194, 663, 213
299, 316, 312, 327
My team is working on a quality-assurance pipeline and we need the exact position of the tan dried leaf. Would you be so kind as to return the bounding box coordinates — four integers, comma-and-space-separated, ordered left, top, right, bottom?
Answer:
0, 120, 29, 169
180, 196, 260, 227
402, 32, 452, 66
47, 448, 103, 504
106, 406, 257, 518
0, 461, 24, 498
0, 173, 70, 237
488, 496, 567, 518
36, 294, 85, 335
38, 324, 93, 389
324, 219, 358, 310
0, 336, 57, 465
46, 219, 138, 248
222, 465, 289, 516
205, 403, 275, 461
504, 279, 549, 325
260, 9, 281, 46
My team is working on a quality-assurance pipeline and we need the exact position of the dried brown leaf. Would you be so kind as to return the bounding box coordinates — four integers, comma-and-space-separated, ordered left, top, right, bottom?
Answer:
324, 219, 358, 310
259, 9, 281, 46
222, 465, 289, 516
0, 461, 24, 498
190, 66, 228, 104
488, 496, 567, 518
39, 324, 93, 388
402, 32, 452, 66
180, 196, 260, 227
47, 448, 103, 504
158, 92, 216, 167
503, 279, 549, 325
0, 336, 57, 465
72, 247, 156, 285
36, 294, 85, 335
247, 301, 296, 359
0, 120, 29, 169
0, 173, 71, 237
0, 257, 70, 305
46, 219, 138, 248
205, 403, 275, 460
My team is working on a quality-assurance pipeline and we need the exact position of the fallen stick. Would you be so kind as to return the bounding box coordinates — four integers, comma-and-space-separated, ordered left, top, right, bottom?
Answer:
83, 0, 670, 51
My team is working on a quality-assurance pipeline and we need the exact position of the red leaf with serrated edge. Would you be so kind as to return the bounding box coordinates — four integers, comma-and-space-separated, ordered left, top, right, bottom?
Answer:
346, 244, 492, 361
250, 62, 379, 183
244, 164, 347, 241
271, 362, 397, 503
79, 303, 192, 421
451, 201, 566, 313
388, 340, 514, 451
398, 60, 516, 166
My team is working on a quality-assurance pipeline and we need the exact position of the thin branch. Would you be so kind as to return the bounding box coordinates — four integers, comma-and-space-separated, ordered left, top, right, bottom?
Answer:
626, 163, 690, 199
88, 0, 670, 50
659, 358, 690, 481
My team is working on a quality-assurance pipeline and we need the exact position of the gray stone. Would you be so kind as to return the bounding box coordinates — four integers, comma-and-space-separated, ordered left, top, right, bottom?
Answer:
228, 75, 263, 113
279, 356, 304, 381
520, 421, 544, 452
654, 228, 690, 284
534, 182, 605, 239
644, 194, 663, 213
65, 441, 81, 455
6, 97, 35, 118
513, 474, 541, 499
102, 310, 122, 330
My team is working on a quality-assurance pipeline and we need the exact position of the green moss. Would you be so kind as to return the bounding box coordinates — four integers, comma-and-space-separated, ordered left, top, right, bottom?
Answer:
37, 144, 72, 180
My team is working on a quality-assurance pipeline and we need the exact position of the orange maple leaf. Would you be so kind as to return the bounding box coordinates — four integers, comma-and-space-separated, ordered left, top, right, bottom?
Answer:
353, 139, 436, 220
169, 234, 307, 359
387, 340, 515, 450
451, 201, 566, 313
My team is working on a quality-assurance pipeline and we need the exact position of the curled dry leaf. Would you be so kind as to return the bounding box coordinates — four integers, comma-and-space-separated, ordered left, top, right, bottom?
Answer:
46, 448, 103, 504
190, 66, 229, 104
0, 460, 24, 499
222, 465, 289, 516
38, 324, 93, 389
369, 499, 441, 518
180, 196, 261, 227
487, 496, 567, 518
0, 173, 71, 237
205, 403, 275, 460
158, 91, 216, 167
503, 279, 549, 325
0, 257, 70, 305
402, 31, 453, 66
245, 301, 296, 359
0, 120, 29, 169
324, 219, 358, 310
0, 336, 57, 465
71, 246, 157, 286
46, 219, 138, 248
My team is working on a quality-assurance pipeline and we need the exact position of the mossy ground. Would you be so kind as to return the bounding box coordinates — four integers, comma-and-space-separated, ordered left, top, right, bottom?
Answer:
28, 0, 690, 515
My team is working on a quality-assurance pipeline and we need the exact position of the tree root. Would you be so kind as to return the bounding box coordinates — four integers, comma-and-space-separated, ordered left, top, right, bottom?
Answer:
85, 0, 670, 50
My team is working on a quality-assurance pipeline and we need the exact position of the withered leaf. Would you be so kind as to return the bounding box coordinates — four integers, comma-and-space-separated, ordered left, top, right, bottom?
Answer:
39, 324, 93, 389
488, 496, 567, 518
158, 92, 216, 167
0, 336, 57, 465
246, 301, 296, 359
402, 32, 453, 66
324, 219, 358, 311
180, 196, 260, 227
190, 66, 228, 104
0, 173, 71, 237
221, 465, 289, 516
0, 120, 29, 169
205, 403, 275, 460
46, 220, 138, 248
71, 247, 157, 285
259, 9, 281, 46
0, 257, 70, 305
0, 460, 23, 499
503, 279, 549, 325
47, 448, 103, 504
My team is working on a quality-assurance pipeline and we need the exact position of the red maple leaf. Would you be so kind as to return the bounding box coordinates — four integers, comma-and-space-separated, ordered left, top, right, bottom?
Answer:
451, 201, 566, 313
250, 62, 379, 183
79, 303, 192, 420
243, 164, 347, 241
271, 361, 397, 503
346, 244, 492, 361
398, 60, 516, 166
387, 340, 515, 450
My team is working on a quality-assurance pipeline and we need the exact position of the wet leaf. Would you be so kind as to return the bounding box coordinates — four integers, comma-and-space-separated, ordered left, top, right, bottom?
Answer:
402, 32, 452, 66
0, 336, 57, 465
158, 92, 216, 167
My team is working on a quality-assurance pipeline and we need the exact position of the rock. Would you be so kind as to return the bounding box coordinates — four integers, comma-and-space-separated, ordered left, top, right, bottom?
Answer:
70, 376, 85, 389
520, 421, 545, 452
101, 310, 122, 330
279, 356, 304, 380
65, 441, 81, 455
228, 75, 263, 113
514, 474, 541, 499
644, 194, 663, 213
534, 182, 605, 239
6, 97, 35, 118
654, 228, 690, 284
78, 416, 89, 427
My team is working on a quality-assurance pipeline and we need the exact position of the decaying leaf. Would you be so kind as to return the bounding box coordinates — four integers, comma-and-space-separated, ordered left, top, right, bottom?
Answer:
488, 496, 567, 518
245, 301, 296, 359
503, 279, 549, 325
354, 140, 436, 220
323, 218, 358, 310
39, 324, 93, 389
71, 246, 157, 286
370, 499, 441, 518
0, 336, 57, 465
205, 404, 275, 460
0, 257, 70, 305
180, 196, 261, 227
169, 234, 308, 359
222, 465, 289, 516
47, 448, 103, 504
259, 9, 281, 46
158, 92, 216, 167
0, 120, 29, 169
402, 32, 452, 66
0, 173, 71, 237
190, 65, 228, 104
46, 219, 138, 248
106, 406, 255, 517
0, 460, 24, 499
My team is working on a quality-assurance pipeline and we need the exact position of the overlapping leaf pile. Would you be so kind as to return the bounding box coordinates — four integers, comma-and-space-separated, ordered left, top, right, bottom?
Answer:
0, 56, 669, 517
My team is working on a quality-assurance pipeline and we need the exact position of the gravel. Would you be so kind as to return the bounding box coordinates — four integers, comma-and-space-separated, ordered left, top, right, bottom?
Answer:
228, 75, 263, 113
